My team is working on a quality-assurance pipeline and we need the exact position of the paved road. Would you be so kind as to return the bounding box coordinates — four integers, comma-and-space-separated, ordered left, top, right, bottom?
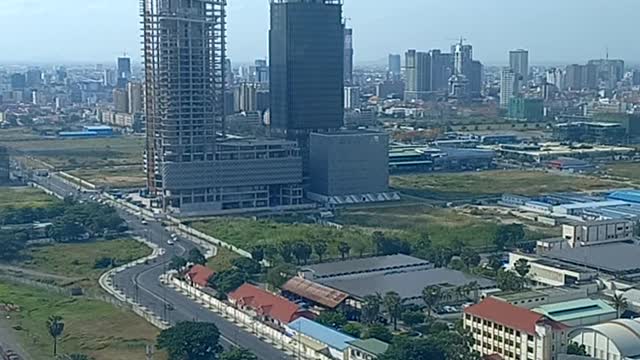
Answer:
32, 174, 291, 360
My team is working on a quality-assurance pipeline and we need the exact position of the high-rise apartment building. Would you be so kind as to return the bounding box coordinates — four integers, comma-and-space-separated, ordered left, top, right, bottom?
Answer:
113, 88, 129, 113
509, 49, 529, 85
143, 0, 226, 209
269, 0, 344, 133
127, 82, 143, 114
253, 59, 269, 85
388, 54, 401, 77
500, 68, 518, 109
428, 50, 453, 92
344, 27, 354, 85
404, 49, 430, 101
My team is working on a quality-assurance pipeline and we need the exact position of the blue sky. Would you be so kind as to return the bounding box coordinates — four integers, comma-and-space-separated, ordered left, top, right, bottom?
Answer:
0, 0, 637, 65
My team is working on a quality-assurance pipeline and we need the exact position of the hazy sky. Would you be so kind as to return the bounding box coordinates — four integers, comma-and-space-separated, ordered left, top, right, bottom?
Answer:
1, 0, 637, 65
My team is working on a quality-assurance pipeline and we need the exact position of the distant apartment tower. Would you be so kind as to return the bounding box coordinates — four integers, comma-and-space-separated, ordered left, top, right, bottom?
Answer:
269, 0, 344, 133
113, 88, 129, 113
509, 49, 529, 85
117, 56, 132, 81
253, 59, 269, 84
428, 49, 453, 92
127, 82, 143, 114
404, 49, 430, 101
500, 68, 518, 109
344, 86, 360, 110
388, 54, 401, 77
142, 0, 226, 209
344, 27, 354, 85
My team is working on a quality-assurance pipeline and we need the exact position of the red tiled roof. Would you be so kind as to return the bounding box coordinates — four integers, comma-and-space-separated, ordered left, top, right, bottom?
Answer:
464, 297, 547, 334
229, 283, 305, 324
186, 265, 215, 287
282, 277, 348, 309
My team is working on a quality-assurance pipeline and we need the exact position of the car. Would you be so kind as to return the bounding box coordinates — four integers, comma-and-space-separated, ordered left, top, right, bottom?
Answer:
141, 220, 148, 225
167, 240, 175, 245
171, 234, 178, 240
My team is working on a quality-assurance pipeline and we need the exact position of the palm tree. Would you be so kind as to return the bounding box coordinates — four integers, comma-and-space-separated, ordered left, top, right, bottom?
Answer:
422, 285, 442, 318
361, 294, 382, 324
383, 291, 403, 330
47, 315, 65, 356
612, 292, 628, 318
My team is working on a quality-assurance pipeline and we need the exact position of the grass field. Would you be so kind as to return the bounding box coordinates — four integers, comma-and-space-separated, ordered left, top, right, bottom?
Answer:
1, 136, 144, 170
391, 170, 620, 200
18, 239, 151, 289
0, 187, 59, 210
206, 246, 241, 272
68, 165, 145, 189
604, 162, 640, 182
0, 282, 164, 360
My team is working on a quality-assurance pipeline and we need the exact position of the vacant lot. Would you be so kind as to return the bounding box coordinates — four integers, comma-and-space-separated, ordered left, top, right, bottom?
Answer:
206, 246, 242, 272
604, 162, 640, 183
68, 165, 145, 189
17, 239, 151, 289
0, 282, 164, 360
0, 187, 59, 210
391, 170, 619, 200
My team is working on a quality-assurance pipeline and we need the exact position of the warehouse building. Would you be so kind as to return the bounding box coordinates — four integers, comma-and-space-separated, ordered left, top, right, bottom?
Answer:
568, 319, 640, 360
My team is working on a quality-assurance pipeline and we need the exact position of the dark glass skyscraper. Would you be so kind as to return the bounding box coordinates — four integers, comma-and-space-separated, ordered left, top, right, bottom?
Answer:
269, 0, 344, 133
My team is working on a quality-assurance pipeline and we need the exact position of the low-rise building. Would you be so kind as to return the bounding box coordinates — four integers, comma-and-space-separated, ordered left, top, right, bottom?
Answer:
508, 252, 598, 287
562, 219, 634, 248
185, 265, 214, 288
568, 319, 640, 360
533, 299, 617, 327
464, 297, 568, 360
286, 318, 356, 360
346, 338, 390, 360
490, 287, 590, 309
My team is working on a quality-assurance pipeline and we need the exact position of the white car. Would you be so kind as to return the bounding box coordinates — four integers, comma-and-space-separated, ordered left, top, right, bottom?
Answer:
167, 240, 175, 246
141, 220, 148, 225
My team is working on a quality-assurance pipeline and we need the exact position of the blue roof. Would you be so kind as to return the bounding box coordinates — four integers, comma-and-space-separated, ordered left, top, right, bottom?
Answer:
287, 318, 355, 351
84, 125, 113, 131
609, 190, 640, 204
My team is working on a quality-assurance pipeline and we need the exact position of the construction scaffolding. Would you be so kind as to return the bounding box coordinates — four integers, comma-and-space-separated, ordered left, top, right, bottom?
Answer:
142, 0, 226, 196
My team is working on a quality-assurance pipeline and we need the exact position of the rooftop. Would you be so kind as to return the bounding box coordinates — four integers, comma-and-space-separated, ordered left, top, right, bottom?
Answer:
287, 318, 355, 351
533, 299, 616, 323
543, 242, 640, 275
571, 319, 640, 358
186, 265, 214, 287
347, 338, 390, 355
465, 297, 564, 334
300, 254, 431, 280
229, 283, 306, 324
281, 277, 349, 309
319, 267, 495, 301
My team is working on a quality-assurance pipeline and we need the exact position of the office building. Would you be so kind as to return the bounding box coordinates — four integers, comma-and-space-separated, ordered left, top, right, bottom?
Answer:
10, 73, 26, 90
26, 69, 42, 87
143, 0, 227, 210
103, 69, 117, 87
404, 49, 430, 101
344, 27, 353, 85
428, 49, 453, 92
633, 70, 640, 86
344, 86, 360, 110
269, 0, 344, 133
117, 56, 132, 81
253, 59, 269, 84
588, 59, 625, 89
561, 219, 634, 248
127, 82, 143, 114
308, 131, 391, 204
113, 88, 129, 113
234, 83, 259, 113
508, 97, 544, 121
500, 69, 518, 109
388, 54, 401, 77
470, 60, 483, 97
464, 298, 568, 360
509, 49, 529, 85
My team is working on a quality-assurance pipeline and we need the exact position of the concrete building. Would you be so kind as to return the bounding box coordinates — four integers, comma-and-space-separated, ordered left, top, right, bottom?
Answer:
346, 339, 390, 360
344, 86, 361, 110
286, 318, 356, 360
568, 319, 640, 360
112, 88, 128, 113
508, 252, 598, 287
553, 121, 627, 145
533, 299, 617, 328
143, 0, 226, 211
126, 82, 143, 114
404, 49, 430, 101
508, 97, 544, 121
308, 131, 394, 204
562, 219, 634, 248
500, 69, 518, 109
234, 83, 258, 113
490, 287, 591, 310
388, 54, 401, 77
509, 49, 529, 85
464, 297, 568, 360
344, 27, 353, 85
428, 49, 454, 93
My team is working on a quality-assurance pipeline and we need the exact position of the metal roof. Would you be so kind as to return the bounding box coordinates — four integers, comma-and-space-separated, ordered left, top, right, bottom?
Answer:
571, 319, 640, 358
543, 243, 640, 275
281, 277, 348, 309
533, 299, 616, 323
347, 339, 389, 355
287, 318, 356, 351
300, 254, 431, 279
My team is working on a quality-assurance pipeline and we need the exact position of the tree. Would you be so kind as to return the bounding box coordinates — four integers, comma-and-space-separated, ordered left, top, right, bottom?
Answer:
460, 249, 481, 268
486, 254, 503, 272
338, 242, 351, 260
448, 258, 466, 271
265, 264, 294, 290
292, 242, 313, 265
363, 324, 393, 342
514, 259, 531, 280
232, 257, 262, 275
342, 323, 363, 338
401, 311, 426, 327
379, 336, 446, 360
249, 246, 264, 263
312, 241, 328, 262
372, 231, 386, 255
612, 292, 628, 318
383, 291, 403, 330
0, 230, 28, 260
496, 270, 525, 291
567, 342, 589, 356
220, 348, 257, 360
188, 249, 207, 265
315, 311, 347, 329
208, 269, 248, 295
361, 294, 382, 324
157, 321, 222, 360
47, 315, 65, 356
422, 286, 442, 317
494, 224, 525, 250
277, 242, 294, 263
169, 256, 188, 271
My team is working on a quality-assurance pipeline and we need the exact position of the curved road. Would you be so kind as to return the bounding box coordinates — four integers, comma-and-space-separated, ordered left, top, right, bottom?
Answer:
33, 174, 291, 360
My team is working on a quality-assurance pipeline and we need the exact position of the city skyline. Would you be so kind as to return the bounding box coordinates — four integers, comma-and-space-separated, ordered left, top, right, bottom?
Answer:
1, 0, 639, 65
